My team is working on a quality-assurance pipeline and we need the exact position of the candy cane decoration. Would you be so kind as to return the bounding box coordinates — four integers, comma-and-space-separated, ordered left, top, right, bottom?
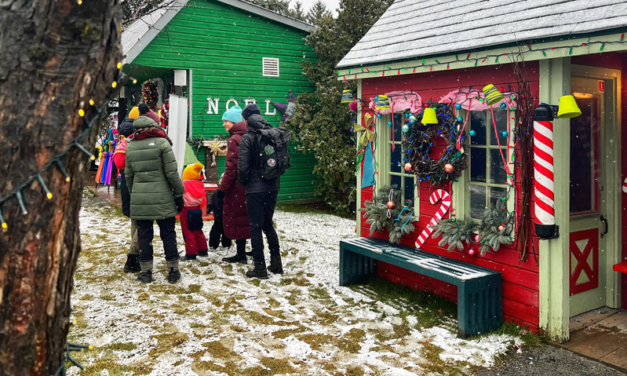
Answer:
415, 189, 452, 249
622, 178, 627, 193
533, 105, 557, 238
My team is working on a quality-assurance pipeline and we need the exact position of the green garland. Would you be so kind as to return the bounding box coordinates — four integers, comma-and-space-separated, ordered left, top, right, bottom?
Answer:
431, 198, 514, 256
361, 185, 417, 244
402, 102, 468, 186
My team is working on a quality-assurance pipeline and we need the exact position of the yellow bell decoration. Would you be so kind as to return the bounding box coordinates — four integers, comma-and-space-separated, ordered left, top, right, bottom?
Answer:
557, 95, 582, 118
341, 90, 354, 104
421, 107, 438, 125
375, 95, 390, 110
483, 84, 504, 106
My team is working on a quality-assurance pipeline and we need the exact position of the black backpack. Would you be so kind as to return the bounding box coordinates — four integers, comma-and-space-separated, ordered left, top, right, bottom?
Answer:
255, 127, 291, 180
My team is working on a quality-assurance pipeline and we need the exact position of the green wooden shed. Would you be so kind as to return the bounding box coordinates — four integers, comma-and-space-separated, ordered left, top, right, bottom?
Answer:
120, 0, 317, 202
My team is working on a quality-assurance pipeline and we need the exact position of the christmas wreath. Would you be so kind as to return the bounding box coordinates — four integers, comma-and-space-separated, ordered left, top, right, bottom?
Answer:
402, 102, 468, 186
361, 185, 417, 244
142, 80, 158, 110
431, 198, 514, 256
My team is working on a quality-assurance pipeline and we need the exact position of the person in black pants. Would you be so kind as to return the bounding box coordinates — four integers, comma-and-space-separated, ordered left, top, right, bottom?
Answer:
237, 105, 282, 279
207, 186, 232, 250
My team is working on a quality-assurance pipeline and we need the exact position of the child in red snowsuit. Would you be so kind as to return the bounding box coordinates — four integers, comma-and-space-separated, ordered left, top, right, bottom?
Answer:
181, 163, 208, 260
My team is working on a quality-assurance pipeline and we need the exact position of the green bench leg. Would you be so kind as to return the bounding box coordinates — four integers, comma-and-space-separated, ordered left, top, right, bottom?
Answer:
457, 276, 502, 338
339, 247, 377, 286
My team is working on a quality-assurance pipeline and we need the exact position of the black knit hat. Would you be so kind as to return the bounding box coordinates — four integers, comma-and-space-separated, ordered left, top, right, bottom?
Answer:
138, 103, 150, 114
242, 104, 261, 120
119, 120, 135, 137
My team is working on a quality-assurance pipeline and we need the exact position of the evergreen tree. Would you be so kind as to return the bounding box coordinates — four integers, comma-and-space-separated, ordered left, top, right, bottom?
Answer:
289, 1, 306, 21
306, 0, 331, 25
249, 0, 292, 16
284, 0, 394, 216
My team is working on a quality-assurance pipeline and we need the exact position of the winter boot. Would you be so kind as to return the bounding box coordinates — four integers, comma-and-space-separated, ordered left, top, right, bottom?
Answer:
222, 253, 247, 265
245, 251, 254, 257
168, 268, 181, 284
124, 254, 141, 273
184, 254, 197, 261
137, 270, 152, 284
246, 260, 269, 279
197, 250, 209, 257
268, 255, 284, 275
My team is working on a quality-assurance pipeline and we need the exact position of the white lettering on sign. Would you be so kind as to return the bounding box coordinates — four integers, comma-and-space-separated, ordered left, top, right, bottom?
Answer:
265, 99, 276, 116
226, 98, 239, 110
207, 97, 277, 115
207, 97, 220, 114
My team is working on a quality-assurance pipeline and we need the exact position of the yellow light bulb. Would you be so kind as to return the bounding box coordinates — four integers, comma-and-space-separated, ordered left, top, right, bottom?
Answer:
65, 177, 71, 182
89, 345, 94, 350
78, 0, 82, 4
1, 223, 7, 230
133, 79, 137, 84
89, 99, 94, 106
73, 320, 77, 325
79, 109, 85, 117
46, 193, 53, 200
90, 156, 95, 160
117, 62, 122, 69
111, 81, 117, 88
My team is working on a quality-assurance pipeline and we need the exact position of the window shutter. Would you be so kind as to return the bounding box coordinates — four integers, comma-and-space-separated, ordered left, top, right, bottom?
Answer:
263, 58, 279, 77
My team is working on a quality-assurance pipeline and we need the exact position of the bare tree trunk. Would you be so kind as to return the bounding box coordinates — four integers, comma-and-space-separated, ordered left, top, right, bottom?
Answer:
0, 0, 121, 374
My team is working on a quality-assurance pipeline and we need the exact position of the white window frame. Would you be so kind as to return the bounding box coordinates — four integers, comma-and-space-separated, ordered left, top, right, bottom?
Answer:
262, 57, 280, 77
375, 113, 420, 217
451, 108, 516, 226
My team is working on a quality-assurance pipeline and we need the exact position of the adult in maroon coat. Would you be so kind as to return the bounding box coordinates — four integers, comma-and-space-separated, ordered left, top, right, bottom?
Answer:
217, 105, 250, 264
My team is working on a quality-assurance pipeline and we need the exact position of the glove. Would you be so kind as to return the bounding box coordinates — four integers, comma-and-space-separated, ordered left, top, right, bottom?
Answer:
175, 196, 184, 213
216, 189, 226, 200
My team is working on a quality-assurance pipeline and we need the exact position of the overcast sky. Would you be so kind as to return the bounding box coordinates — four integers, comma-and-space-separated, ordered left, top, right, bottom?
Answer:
298, 0, 341, 14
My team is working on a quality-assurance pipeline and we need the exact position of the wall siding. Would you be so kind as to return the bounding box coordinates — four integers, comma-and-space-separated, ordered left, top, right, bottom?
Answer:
360, 63, 541, 330
131, 0, 317, 202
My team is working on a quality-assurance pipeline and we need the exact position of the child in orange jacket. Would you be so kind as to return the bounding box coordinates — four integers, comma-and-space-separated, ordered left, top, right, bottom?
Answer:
181, 163, 208, 260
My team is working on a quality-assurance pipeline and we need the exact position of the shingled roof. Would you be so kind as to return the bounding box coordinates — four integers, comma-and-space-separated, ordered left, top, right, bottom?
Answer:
337, 0, 627, 68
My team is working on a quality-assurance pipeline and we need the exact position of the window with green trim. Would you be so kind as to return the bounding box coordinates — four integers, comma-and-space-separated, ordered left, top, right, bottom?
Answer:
389, 114, 415, 204
467, 109, 509, 219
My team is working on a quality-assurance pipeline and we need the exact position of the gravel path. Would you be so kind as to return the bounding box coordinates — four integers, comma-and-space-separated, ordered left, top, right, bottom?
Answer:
474, 346, 626, 376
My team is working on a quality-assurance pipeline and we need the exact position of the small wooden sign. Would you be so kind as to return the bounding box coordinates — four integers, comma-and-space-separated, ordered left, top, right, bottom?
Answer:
599, 80, 605, 92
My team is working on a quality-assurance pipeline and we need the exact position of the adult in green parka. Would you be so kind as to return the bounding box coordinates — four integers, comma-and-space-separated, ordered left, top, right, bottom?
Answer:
125, 115, 185, 284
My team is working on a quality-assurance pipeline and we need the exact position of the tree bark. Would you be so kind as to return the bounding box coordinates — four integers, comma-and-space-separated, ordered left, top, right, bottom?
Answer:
0, 0, 121, 374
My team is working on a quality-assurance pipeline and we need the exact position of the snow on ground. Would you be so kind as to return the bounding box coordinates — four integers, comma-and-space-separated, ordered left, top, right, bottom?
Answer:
68, 194, 520, 375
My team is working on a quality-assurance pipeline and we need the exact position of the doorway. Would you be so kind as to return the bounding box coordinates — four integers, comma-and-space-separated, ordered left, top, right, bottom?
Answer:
569, 66, 621, 317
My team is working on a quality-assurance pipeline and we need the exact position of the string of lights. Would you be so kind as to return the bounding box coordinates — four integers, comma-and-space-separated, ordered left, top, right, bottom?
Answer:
337, 34, 627, 80
0, 64, 137, 231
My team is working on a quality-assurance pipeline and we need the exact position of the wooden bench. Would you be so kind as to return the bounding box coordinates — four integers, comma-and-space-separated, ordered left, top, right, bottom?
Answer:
340, 237, 503, 337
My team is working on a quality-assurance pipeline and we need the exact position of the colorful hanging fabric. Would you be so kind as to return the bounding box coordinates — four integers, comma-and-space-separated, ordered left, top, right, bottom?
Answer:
355, 113, 375, 146
361, 141, 375, 189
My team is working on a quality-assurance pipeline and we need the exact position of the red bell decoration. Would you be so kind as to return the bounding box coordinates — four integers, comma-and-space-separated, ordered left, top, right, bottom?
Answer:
444, 163, 455, 173
404, 163, 413, 172
387, 201, 396, 209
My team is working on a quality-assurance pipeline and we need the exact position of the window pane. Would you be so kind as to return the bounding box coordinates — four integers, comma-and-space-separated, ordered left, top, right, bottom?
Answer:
490, 110, 509, 146
390, 174, 401, 190
470, 111, 487, 145
470, 148, 487, 182
390, 114, 403, 141
390, 144, 401, 173
469, 185, 487, 219
569, 97, 600, 215
490, 186, 508, 207
489, 149, 508, 185
404, 176, 415, 205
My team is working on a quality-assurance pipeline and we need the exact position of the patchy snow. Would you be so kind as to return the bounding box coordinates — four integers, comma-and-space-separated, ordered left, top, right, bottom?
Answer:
67, 195, 521, 375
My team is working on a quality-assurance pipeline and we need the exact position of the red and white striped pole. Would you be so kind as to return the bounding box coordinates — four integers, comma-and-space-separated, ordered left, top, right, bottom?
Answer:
533, 105, 558, 238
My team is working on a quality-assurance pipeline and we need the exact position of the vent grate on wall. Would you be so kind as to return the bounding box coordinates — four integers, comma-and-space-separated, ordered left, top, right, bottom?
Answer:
262, 57, 279, 77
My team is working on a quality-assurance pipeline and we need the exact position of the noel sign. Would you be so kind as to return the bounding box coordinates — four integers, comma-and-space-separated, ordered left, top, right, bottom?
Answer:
207, 97, 278, 116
